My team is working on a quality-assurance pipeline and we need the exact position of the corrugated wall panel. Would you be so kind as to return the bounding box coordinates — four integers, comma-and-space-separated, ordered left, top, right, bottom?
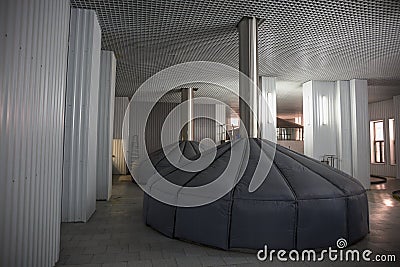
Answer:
112, 139, 127, 175
96, 51, 116, 200
112, 97, 129, 174
126, 101, 221, 172
62, 8, 101, 222
193, 104, 216, 142
369, 99, 397, 177
0, 0, 70, 266
215, 104, 226, 144
113, 97, 129, 139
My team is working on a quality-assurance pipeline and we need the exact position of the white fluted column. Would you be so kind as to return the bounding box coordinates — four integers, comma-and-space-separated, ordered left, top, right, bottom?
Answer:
96, 51, 116, 201
350, 79, 370, 189
62, 8, 102, 222
335, 81, 353, 175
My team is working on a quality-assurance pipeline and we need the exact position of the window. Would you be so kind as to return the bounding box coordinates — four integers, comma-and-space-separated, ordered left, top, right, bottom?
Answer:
389, 118, 396, 165
371, 120, 385, 163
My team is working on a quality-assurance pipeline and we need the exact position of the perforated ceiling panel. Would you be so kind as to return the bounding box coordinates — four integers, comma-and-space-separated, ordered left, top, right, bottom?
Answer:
70, 0, 400, 112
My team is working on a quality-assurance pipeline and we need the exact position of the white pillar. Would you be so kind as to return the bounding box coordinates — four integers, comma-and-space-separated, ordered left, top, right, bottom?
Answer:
62, 8, 102, 222
238, 17, 259, 138
181, 88, 194, 141
96, 51, 116, 201
350, 79, 370, 188
335, 81, 353, 175
259, 77, 277, 141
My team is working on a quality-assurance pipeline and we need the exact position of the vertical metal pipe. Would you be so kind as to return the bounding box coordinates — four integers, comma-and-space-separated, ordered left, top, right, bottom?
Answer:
238, 17, 259, 138
181, 88, 194, 141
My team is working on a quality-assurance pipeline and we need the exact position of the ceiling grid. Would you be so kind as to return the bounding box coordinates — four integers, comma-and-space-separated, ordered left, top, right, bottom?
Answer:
71, 0, 400, 114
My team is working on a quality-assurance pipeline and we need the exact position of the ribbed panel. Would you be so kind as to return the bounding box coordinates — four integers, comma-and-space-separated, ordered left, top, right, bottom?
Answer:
0, 0, 70, 266
335, 80, 352, 175
96, 51, 116, 200
113, 97, 129, 139
112, 97, 129, 174
193, 104, 217, 142
260, 77, 277, 141
215, 104, 226, 144
62, 8, 101, 222
350, 79, 370, 189
302, 81, 337, 160
126, 101, 224, 172
112, 139, 127, 175
369, 99, 396, 177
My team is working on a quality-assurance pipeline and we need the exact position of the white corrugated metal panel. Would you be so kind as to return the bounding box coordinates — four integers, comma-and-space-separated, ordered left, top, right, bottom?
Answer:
369, 99, 397, 177
112, 139, 127, 175
62, 8, 102, 222
215, 104, 226, 144
0, 0, 70, 266
112, 97, 129, 175
96, 51, 116, 200
193, 104, 216, 142
335, 81, 352, 175
113, 97, 129, 139
350, 79, 370, 189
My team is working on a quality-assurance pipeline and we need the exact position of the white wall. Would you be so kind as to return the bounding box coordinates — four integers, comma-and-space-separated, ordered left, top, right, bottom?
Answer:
113, 97, 129, 174
96, 51, 116, 200
260, 77, 277, 141
303, 80, 370, 189
62, 8, 102, 222
303, 81, 337, 160
369, 97, 399, 178
0, 0, 70, 266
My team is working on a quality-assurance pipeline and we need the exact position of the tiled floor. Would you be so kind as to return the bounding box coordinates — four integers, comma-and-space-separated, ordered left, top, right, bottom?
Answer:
57, 176, 400, 267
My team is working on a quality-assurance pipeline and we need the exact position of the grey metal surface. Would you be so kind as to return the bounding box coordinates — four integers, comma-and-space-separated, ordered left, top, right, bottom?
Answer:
238, 17, 259, 138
